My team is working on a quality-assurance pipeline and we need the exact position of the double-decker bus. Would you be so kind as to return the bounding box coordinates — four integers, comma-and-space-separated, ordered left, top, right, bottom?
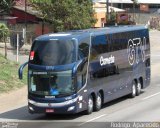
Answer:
19, 25, 150, 114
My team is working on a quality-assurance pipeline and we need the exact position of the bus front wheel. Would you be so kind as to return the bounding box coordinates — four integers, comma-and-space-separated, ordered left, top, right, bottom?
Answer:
86, 95, 94, 114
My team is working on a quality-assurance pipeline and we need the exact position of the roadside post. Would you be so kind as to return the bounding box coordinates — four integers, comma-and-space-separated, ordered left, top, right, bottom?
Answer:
4, 31, 7, 59
16, 33, 19, 62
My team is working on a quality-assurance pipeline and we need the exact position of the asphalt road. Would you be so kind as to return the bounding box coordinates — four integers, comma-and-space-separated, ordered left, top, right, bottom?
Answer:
0, 30, 160, 128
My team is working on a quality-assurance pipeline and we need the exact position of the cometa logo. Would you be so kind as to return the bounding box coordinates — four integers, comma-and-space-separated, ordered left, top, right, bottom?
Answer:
100, 55, 115, 66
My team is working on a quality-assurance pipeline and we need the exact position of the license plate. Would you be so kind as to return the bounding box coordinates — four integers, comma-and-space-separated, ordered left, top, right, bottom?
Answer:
46, 109, 54, 113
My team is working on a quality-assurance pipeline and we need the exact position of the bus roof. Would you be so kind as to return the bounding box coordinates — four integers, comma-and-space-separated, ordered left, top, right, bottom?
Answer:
35, 25, 148, 41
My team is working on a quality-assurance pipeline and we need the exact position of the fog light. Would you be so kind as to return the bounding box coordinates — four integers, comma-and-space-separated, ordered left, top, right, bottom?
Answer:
67, 106, 75, 111
28, 99, 36, 104
29, 106, 34, 111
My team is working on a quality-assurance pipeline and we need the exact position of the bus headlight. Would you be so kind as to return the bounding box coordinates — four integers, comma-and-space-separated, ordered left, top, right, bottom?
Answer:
67, 106, 75, 111
28, 99, 36, 104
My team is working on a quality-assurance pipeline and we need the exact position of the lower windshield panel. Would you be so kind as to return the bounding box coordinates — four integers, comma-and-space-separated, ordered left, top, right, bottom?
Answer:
29, 70, 75, 97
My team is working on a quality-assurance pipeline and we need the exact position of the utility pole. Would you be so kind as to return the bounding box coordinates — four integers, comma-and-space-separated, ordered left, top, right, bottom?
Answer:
24, 0, 27, 44
106, 0, 109, 21
16, 33, 19, 62
133, 1, 135, 22
131, 0, 137, 23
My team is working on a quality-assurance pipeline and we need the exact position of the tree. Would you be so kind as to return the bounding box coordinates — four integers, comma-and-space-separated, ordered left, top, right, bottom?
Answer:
0, 23, 9, 41
30, 0, 96, 32
0, 0, 16, 15
0, 23, 9, 59
110, 8, 116, 23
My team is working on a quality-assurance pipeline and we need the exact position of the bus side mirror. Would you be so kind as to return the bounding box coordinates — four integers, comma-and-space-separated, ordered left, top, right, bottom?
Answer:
18, 62, 28, 80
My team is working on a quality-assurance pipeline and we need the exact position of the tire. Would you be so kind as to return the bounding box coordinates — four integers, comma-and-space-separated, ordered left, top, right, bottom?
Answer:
85, 95, 94, 115
130, 81, 136, 98
136, 81, 142, 96
94, 92, 102, 111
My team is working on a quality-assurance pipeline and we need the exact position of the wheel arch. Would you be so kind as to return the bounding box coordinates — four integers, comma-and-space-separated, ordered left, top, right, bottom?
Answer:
90, 92, 96, 105
99, 89, 104, 105
139, 77, 144, 89
134, 78, 138, 85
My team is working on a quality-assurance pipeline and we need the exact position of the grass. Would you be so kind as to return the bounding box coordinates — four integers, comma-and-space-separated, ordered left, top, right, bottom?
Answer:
0, 54, 27, 94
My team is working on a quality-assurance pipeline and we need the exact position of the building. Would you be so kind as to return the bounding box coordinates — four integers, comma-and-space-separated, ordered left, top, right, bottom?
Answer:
0, 0, 52, 44
95, 0, 160, 24
96, 0, 160, 13
93, 2, 125, 27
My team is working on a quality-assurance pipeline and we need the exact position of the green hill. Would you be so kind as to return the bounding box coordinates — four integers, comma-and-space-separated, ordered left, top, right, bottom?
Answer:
0, 54, 27, 94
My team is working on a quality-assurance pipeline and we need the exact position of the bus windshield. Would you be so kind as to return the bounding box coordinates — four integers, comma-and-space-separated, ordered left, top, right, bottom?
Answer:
29, 39, 76, 66
29, 70, 75, 97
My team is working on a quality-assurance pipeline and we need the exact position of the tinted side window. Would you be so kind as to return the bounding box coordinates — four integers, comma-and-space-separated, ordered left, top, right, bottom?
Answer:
92, 34, 108, 54
78, 38, 90, 59
111, 32, 128, 52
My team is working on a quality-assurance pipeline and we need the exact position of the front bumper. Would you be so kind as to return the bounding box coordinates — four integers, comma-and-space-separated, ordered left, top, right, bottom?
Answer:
28, 98, 78, 114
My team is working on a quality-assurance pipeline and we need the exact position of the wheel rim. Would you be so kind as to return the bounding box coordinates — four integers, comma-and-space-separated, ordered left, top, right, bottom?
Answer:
88, 97, 93, 112
132, 84, 136, 96
97, 94, 102, 109
137, 83, 141, 93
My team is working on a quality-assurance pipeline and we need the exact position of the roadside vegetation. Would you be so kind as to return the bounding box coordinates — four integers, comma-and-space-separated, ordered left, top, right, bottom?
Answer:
0, 53, 27, 94
30, 0, 96, 32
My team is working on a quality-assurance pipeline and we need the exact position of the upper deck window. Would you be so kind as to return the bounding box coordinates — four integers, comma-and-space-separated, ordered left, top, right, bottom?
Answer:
30, 39, 76, 66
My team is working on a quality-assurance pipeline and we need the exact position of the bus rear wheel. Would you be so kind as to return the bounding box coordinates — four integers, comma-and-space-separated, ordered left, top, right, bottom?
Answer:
94, 92, 102, 111
136, 81, 142, 96
130, 81, 136, 98
86, 95, 94, 115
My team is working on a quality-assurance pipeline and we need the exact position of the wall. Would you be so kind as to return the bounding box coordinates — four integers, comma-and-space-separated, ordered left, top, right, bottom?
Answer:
94, 12, 106, 28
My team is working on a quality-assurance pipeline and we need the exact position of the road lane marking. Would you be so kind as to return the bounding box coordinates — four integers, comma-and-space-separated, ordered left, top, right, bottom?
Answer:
142, 92, 160, 100
77, 114, 107, 126
151, 55, 160, 57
